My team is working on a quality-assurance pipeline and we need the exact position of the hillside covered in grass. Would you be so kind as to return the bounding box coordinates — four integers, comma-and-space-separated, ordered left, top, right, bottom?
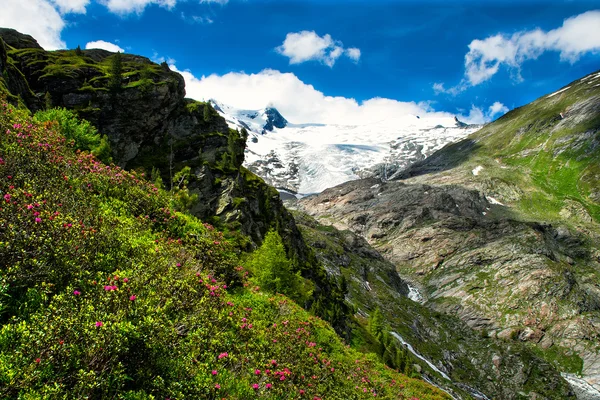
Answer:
0, 100, 449, 399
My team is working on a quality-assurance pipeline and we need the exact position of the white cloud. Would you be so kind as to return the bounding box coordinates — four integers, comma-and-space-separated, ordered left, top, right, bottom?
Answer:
276, 31, 361, 67
346, 48, 361, 62
458, 101, 509, 124
460, 105, 486, 125
0, 0, 66, 50
465, 10, 600, 86
181, 12, 213, 24
200, 0, 228, 4
85, 40, 124, 52
488, 101, 509, 118
437, 10, 600, 93
51, 0, 90, 14
170, 65, 483, 126
99, 0, 176, 14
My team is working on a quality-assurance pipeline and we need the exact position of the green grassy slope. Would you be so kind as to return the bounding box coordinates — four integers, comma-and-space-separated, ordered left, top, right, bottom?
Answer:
402, 70, 600, 226
0, 100, 449, 399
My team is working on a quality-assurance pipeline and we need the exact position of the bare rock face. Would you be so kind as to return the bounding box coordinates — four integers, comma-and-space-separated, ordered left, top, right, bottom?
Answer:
299, 177, 600, 393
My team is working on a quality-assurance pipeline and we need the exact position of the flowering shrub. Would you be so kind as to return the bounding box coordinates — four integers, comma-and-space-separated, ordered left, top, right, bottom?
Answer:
0, 100, 448, 399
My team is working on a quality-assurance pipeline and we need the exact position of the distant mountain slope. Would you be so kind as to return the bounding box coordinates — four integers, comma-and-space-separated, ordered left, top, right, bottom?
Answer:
299, 70, 600, 397
398, 71, 600, 224
210, 99, 480, 194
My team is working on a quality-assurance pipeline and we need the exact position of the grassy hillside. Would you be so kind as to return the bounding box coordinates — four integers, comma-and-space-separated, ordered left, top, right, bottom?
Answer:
401, 70, 600, 226
0, 99, 450, 399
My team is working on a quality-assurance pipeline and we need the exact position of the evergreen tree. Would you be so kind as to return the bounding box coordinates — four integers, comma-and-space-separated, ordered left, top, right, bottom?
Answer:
109, 53, 123, 91
75, 45, 83, 56
368, 307, 385, 341
248, 230, 303, 299
171, 166, 198, 211
203, 103, 212, 122
151, 167, 164, 189
339, 275, 349, 296
240, 127, 249, 142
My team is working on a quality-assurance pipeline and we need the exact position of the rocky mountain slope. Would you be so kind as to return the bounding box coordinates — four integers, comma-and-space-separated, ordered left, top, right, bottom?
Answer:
210, 100, 480, 195
298, 71, 600, 397
293, 211, 573, 399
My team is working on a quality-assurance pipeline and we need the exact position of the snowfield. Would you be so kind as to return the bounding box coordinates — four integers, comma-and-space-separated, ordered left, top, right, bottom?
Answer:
211, 100, 481, 195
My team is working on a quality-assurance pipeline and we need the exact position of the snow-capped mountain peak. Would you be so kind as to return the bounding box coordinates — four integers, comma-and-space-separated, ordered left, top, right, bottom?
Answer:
209, 100, 287, 135
210, 100, 481, 195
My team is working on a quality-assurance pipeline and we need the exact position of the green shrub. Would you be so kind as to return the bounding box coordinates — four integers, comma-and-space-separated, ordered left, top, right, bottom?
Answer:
33, 108, 112, 163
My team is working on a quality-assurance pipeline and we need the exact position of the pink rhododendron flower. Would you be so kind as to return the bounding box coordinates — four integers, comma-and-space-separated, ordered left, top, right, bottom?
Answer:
95, 321, 103, 327
255, 369, 261, 375
252, 384, 259, 390
218, 352, 228, 359
129, 295, 137, 301
215, 384, 221, 389
35, 218, 42, 223
266, 383, 272, 389
73, 290, 81, 296
212, 370, 218, 375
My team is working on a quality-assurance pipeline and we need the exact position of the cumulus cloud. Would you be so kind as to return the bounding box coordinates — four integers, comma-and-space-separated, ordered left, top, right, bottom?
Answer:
458, 101, 509, 124
168, 64, 502, 127
51, 0, 90, 13
85, 40, 125, 52
276, 31, 361, 67
0, 0, 66, 49
437, 10, 600, 94
488, 101, 509, 118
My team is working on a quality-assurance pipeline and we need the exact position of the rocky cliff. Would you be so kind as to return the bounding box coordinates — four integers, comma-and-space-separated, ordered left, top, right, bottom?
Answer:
0, 28, 281, 245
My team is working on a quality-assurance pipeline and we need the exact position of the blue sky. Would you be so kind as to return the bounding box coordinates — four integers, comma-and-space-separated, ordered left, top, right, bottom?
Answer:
2, 0, 600, 124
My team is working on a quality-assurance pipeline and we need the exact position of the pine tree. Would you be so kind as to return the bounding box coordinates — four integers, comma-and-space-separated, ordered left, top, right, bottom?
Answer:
171, 166, 198, 211
368, 307, 385, 341
240, 127, 249, 141
109, 53, 123, 91
203, 103, 212, 122
248, 230, 303, 299
75, 45, 83, 56
339, 275, 348, 296
151, 167, 164, 189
